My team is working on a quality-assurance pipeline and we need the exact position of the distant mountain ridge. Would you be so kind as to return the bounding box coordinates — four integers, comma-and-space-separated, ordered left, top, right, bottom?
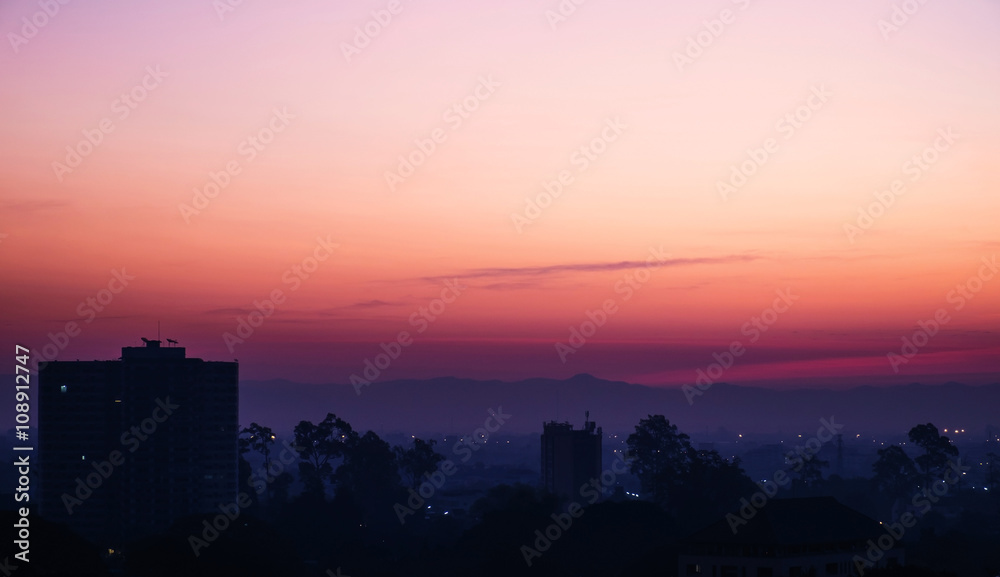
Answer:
238, 374, 1000, 438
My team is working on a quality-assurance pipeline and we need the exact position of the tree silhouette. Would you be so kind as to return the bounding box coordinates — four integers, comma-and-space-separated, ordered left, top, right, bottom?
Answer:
293, 413, 356, 500
794, 453, 830, 490
334, 430, 405, 530
873, 445, 918, 498
269, 471, 294, 506
241, 423, 275, 469
908, 423, 959, 488
337, 431, 401, 495
241, 422, 276, 501
680, 447, 754, 522
626, 415, 694, 507
395, 437, 446, 490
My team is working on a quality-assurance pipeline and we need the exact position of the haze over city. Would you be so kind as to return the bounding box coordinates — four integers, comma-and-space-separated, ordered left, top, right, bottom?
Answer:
2, 0, 999, 576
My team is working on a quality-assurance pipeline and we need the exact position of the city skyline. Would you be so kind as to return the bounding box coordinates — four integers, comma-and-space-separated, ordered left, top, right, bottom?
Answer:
3, 1, 999, 574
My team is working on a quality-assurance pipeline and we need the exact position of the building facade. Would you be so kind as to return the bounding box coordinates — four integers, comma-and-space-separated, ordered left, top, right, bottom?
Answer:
541, 414, 602, 503
38, 339, 238, 545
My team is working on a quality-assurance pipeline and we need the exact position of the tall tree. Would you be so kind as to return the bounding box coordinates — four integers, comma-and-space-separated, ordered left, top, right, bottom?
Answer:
794, 454, 830, 490
626, 415, 694, 506
395, 437, 445, 490
293, 413, 356, 500
872, 444, 918, 520
241, 423, 276, 470
872, 445, 918, 498
908, 423, 959, 488
241, 422, 276, 500
336, 430, 404, 529
680, 448, 754, 522
336, 431, 401, 496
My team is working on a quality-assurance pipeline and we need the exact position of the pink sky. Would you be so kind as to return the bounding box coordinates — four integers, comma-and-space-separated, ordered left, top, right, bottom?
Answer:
1, 0, 999, 386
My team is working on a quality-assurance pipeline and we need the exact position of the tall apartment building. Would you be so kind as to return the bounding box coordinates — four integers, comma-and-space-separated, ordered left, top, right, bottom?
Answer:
38, 339, 238, 545
541, 413, 602, 503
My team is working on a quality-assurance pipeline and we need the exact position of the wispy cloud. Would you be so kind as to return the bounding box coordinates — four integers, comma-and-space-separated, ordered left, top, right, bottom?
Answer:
421, 254, 759, 283
206, 300, 404, 318
343, 299, 401, 309
482, 282, 541, 291
204, 308, 250, 316
1, 199, 73, 213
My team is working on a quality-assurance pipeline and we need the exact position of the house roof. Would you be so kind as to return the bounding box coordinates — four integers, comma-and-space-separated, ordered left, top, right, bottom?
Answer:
682, 497, 884, 546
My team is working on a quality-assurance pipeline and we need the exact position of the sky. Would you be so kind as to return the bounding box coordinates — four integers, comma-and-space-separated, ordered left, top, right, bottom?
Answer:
1, 0, 999, 387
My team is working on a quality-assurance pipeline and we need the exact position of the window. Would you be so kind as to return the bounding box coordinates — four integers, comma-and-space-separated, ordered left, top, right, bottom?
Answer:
686, 564, 702, 575
757, 569, 773, 577
826, 562, 838, 575
60, 385, 67, 393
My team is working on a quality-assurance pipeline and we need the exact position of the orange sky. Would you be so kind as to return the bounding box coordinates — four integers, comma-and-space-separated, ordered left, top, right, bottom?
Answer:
2, 0, 999, 385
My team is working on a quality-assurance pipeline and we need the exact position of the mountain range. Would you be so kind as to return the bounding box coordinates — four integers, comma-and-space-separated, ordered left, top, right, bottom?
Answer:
238, 374, 1000, 438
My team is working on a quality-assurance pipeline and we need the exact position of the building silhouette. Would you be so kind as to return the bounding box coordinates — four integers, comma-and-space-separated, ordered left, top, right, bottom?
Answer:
678, 497, 904, 577
541, 412, 602, 503
38, 339, 238, 545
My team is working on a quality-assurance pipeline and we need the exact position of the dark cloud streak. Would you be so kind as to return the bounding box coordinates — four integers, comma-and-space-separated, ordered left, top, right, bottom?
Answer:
420, 254, 759, 283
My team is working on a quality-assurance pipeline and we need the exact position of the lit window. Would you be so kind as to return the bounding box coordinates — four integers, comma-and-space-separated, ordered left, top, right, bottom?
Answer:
60, 386, 67, 393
